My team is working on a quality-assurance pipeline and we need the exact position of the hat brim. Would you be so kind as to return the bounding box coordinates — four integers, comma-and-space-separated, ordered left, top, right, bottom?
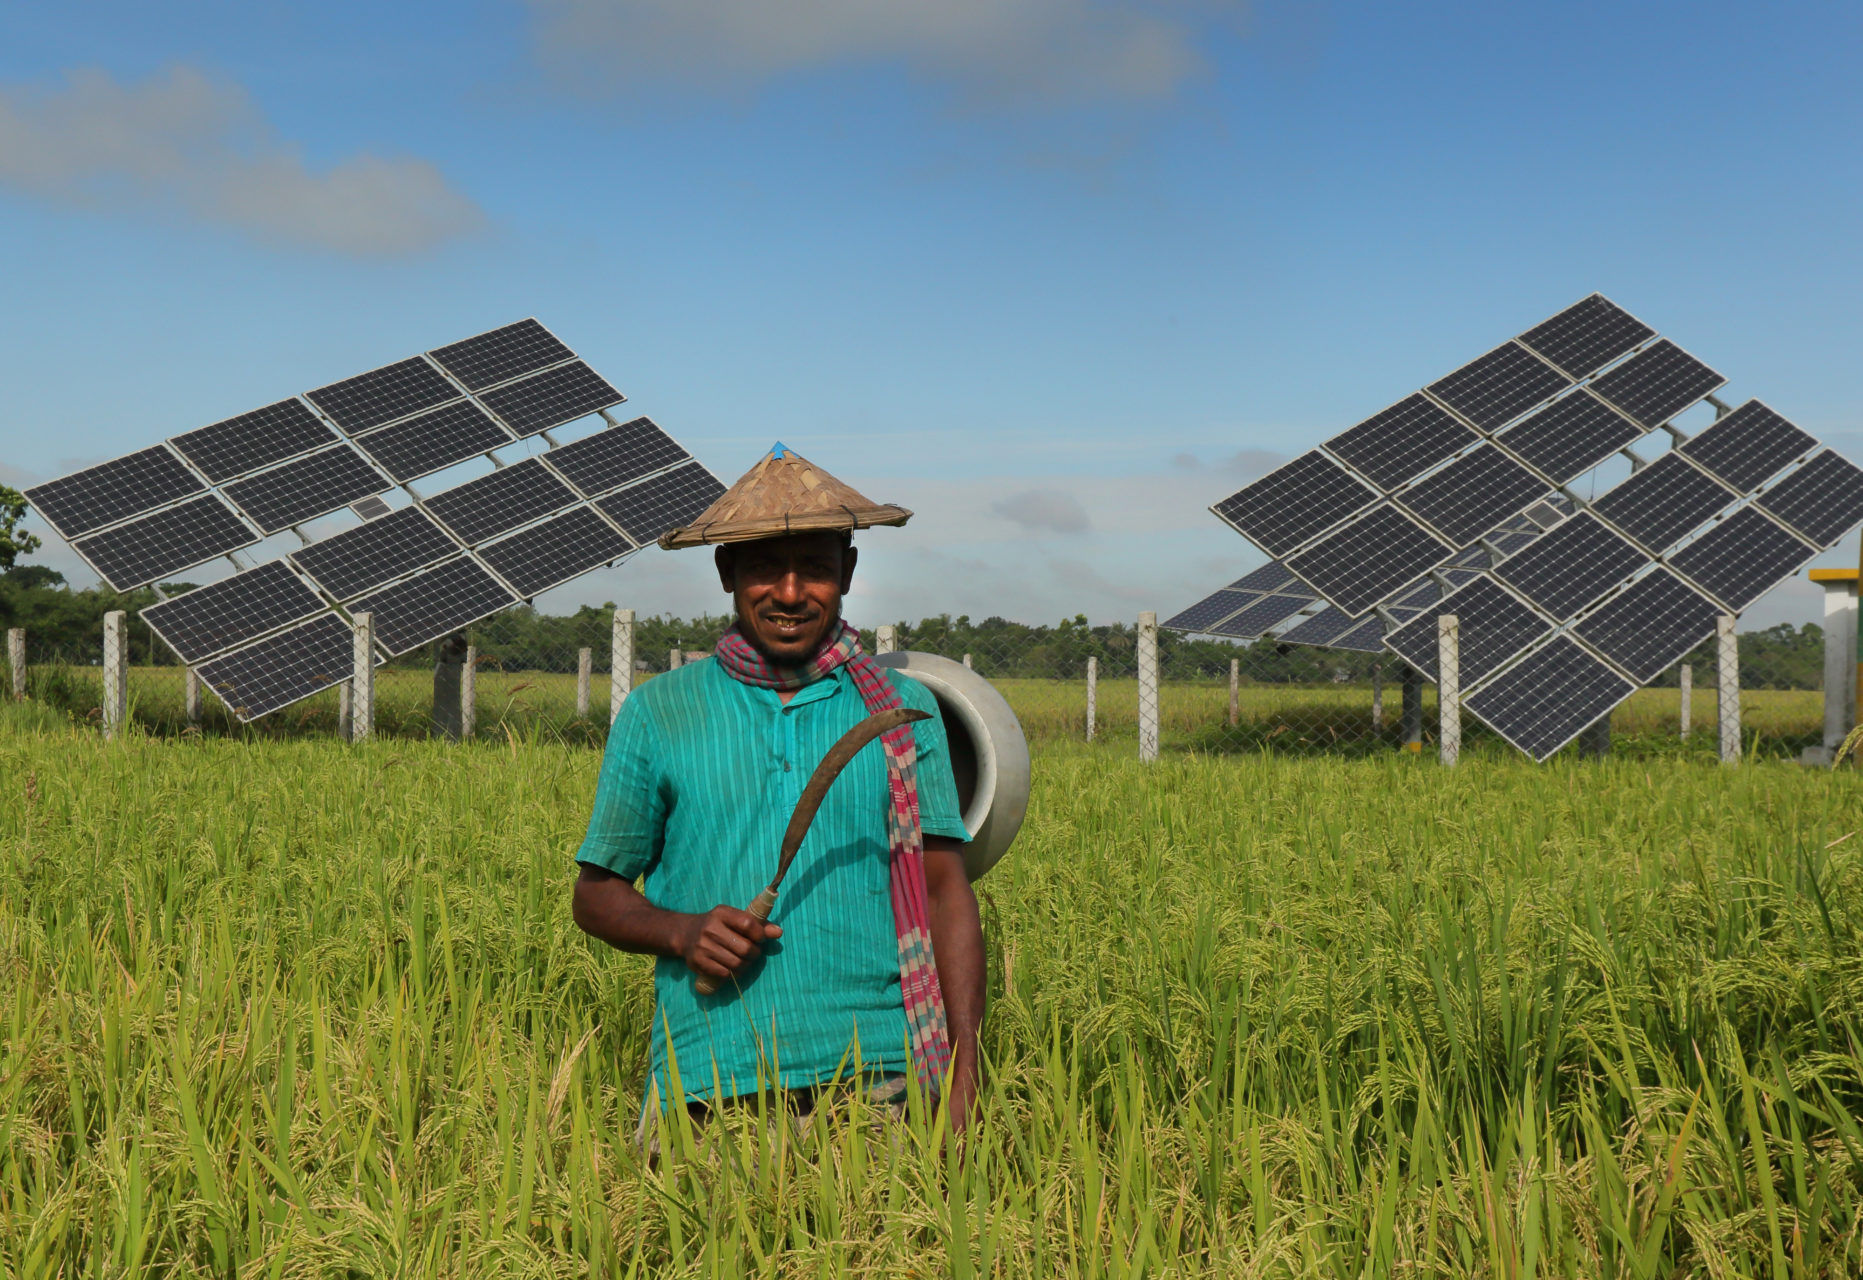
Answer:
658, 504, 912, 550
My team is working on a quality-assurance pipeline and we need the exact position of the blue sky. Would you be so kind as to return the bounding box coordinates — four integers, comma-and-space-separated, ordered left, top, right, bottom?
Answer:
2, 0, 1860, 629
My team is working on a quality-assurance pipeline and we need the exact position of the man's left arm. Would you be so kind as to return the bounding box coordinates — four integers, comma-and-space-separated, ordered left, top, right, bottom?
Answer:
923, 836, 985, 1131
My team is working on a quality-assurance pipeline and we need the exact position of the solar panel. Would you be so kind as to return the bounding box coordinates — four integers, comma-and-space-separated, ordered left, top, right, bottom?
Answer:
1382, 576, 1551, 685
1668, 507, 1815, 612
1589, 340, 1725, 427
422, 458, 578, 545
1491, 513, 1647, 619
1515, 294, 1655, 379
1206, 593, 1311, 638
1285, 504, 1452, 617
170, 398, 339, 484
289, 505, 460, 600
349, 495, 393, 521
1572, 569, 1721, 683
594, 462, 729, 545
1164, 588, 1262, 633
222, 446, 392, 534
72, 494, 258, 591
1425, 342, 1570, 433
1589, 452, 1733, 553
1281, 606, 1410, 651
1323, 394, 1479, 491
479, 506, 635, 598
352, 400, 513, 483
428, 319, 575, 392
541, 416, 690, 497
1496, 391, 1643, 484
196, 613, 361, 723
1212, 451, 1377, 558
1754, 450, 1863, 546
23, 445, 205, 540
1395, 445, 1551, 548
1463, 636, 1635, 762
306, 357, 461, 434
478, 361, 625, 437
1676, 400, 1818, 493
1227, 563, 1301, 593
140, 560, 328, 663
353, 557, 521, 656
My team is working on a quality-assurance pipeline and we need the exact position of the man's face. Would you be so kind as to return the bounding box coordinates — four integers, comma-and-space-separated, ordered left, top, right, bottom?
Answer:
717, 532, 857, 663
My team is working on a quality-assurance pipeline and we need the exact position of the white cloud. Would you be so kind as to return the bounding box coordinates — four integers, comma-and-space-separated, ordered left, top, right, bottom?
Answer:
0, 66, 484, 254
527, 0, 1244, 105
990, 487, 1092, 533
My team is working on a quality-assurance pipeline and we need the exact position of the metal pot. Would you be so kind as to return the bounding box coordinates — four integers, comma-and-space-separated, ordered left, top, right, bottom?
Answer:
873, 651, 1030, 881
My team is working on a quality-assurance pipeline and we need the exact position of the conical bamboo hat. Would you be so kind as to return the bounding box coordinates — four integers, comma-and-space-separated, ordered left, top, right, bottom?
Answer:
659, 443, 912, 549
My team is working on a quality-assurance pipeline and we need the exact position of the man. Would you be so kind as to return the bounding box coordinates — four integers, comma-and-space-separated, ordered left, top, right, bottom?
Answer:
571, 444, 985, 1133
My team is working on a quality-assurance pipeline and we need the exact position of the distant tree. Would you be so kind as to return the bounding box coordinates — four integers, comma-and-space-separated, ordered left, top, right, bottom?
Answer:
0, 486, 40, 572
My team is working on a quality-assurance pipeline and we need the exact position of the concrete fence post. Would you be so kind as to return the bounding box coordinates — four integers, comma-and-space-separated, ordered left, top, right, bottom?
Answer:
7, 627, 25, 700
576, 647, 593, 717
876, 624, 897, 655
669, 648, 683, 671
351, 612, 375, 743
611, 608, 635, 723
1717, 614, 1739, 764
102, 611, 128, 739
338, 682, 352, 740
1438, 615, 1460, 766
462, 644, 477, 740
1228, 658, 1240, 728
1137, 611, 1160, 763
1807, 575, 1858, 765
962, 653, 972, 669
1678, 664, 1692, 737
1371, 662, 1384, 732
1085, 656, 1098, 743
185, 668, 202, 726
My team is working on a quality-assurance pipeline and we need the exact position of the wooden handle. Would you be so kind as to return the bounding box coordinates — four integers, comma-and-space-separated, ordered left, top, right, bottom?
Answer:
692, 886, 779, 996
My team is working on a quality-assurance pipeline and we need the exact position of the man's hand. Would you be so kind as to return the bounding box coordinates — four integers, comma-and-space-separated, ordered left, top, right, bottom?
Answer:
677, 906, 782, 982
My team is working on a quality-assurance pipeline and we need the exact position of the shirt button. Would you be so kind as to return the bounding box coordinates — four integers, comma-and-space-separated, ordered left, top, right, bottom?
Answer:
783, 761, 792, 772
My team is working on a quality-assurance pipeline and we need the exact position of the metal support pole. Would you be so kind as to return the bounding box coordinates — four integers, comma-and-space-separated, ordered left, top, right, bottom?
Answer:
1438, 616, 1460, 766
351, 612, 375, 743
1805, 577, 1858, 765
185, 668, 201, 726
1137, 611, 1160, 763
461, 645, 477, 740
431, 632, 467, 741
1678, 664, 1692, 737
611, 608, 635, 723
669, 648, 683, 671
1717, 614, 1739, 764
1227, 658, 1240, 728
576, 647, 593, 717
1085, 656, 1098, 743
1371, 662, 1384, 732
1580, 715, 1612, 757
102, 611, 128, 739
1401, 665, 1423, 753
7, 627, 24, 700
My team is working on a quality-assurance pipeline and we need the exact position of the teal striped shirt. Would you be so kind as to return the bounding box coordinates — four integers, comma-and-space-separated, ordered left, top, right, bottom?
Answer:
576, 656, 968, 1107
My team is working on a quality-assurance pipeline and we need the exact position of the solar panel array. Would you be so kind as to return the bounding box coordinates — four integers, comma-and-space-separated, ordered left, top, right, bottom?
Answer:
1168, 293, 1863, 760
23, 319, 723, 721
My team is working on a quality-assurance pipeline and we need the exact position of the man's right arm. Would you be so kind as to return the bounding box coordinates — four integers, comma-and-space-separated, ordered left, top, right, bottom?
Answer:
572, 863, 780, 983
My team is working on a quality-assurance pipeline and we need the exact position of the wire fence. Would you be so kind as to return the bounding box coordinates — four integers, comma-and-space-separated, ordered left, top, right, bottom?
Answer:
1, 606, 1840, 763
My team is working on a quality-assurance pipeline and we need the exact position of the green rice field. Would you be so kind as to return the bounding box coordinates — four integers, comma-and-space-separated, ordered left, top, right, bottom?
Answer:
3, 693, 1861, 1276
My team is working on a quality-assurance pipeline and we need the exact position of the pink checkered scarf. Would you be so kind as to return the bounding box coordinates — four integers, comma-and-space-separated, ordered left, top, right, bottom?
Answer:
713, 620, 953, 1094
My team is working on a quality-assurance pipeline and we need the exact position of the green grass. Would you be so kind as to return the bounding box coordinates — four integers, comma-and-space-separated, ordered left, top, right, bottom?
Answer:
3, 699, 1862, 1276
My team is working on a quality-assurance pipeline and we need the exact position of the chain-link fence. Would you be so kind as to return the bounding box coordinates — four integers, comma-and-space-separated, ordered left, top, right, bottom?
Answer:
1, 604, 1838, 762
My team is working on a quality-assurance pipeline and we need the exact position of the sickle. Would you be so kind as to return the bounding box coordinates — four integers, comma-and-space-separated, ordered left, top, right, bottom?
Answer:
693, 705, 931, 996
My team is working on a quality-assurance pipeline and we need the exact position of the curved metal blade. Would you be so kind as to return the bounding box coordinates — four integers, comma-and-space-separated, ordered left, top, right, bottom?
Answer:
770, 705, 930, 890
